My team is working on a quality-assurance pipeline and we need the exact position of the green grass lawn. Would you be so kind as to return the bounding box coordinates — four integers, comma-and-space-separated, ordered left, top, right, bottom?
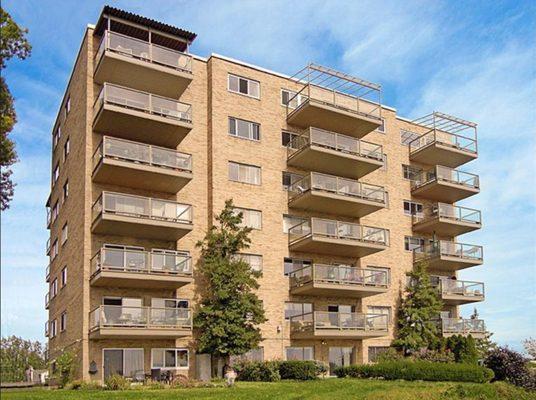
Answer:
2, 379, 535, 400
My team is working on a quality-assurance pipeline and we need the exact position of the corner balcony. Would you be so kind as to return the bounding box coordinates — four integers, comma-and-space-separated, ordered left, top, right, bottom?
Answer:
413, 203, 482, 236
89, 305, 192, 339
286, 64, 382, 137
90, 247, 193, 289
288, 172, 387, 218
91, 192, 193, 241
287, 127, 384, 180
92, 136, 193, 193
94, 30, 193, 98
411, 166, 480, 203
440, 318, 486, 339
290, 312, 388, 339
431, 276, 485, 305
93, 83, 193, 148
414, 241, 483, 271
289, 264, 388, 298
289, 218, 389, 257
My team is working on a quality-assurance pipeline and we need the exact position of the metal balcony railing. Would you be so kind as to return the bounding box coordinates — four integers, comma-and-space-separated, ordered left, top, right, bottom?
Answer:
409, 129, 477, 154
46, 238, 51, 256
288, 127, 384, 161
92, 192, 193, 224
89, 305, 192, 330
45, 292, 50, 308
431, 276, 485, 298
411, 165, 479, 191
441, 318, 486, 336
95, 30, 192, 73
289, 218, 389, 246
91, 247, 192, 278
289, 264, 388, 288
414, 241, 483, 263
92, 136, 192, 173
289, 172, 388, 205
290, 312, 388, 333
45, 264, 50, 281
94, 83, 192, 123
413, 203, 482, 225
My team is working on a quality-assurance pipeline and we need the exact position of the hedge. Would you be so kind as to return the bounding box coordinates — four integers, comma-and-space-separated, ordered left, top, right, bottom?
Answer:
278, 361, 324, 380
236, 360, 326, 381
334, 360, 494, 383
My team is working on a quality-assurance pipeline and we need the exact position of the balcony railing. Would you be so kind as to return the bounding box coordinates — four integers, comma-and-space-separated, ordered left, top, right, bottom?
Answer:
91, 247, 192, 278
45, 292, 50, 308
412, 165, 479, 191
44, 322, 49, 337
409, 129, 477, 154
289, 264, 388, 288
290, 312, 388, 333
441, 318, 486, 336
45, 264, 50, 281
431, 276, 485, 298
414, 241, 483, 262
94, 83, 192, 123
92, 136, 192, 173
289, 172, 388, 205
289, 127, 384, 161
413, 203, 482, 225
289, 218, 389, 246
89, 305, 192, 330
46, 238, 51, 256
92, 192, 193, 224
95, 30, 192, 73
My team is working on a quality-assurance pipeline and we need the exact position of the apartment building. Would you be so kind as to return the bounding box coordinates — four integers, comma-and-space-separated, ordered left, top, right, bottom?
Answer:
44, 6, 485, 381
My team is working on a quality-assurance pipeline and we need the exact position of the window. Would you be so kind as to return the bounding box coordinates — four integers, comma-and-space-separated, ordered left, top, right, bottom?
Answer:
52, 201, 59, 224
62, 181, 69, 202
50, 319, 57, 338
281, 89, 306, 108
228, 161, 261, 185
61, 223, 68, 245
53, 163, 60, 185
404, 236, 425, 252
53, 127, 61, 148
402, 164, 421, 180
228, 117, 260, 141
51, 239, 59, 260
380, 154, 388, 171
403, 200, 423, 217
283, 215, 306, 233
151, 349, 189, 369
286, 347, 314, 361
230, 348, 264, 364
368, 306, 391, 323
51, 278, 58, 298
232, 207, 262, 230
60, 312, 67, 332
103, 349, 144, 379
233, 253, 263, 272
228, 74, 260, 98
151, 298, 189, 309
281, 131, 299, 148
61, 267, 67, 287
368, 346, 390, 363
285, 302, 312, 320
284, 257, 312, 276
376, 118, 386, 133
400, 129, 420, 146
282, 172, 303, 190
63, 138, 70, 160
65, 96, 71, 115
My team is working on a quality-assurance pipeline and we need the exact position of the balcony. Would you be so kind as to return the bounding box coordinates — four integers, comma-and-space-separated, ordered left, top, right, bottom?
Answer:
431, 276, 485, 305
45, 293, 50, 309
91, 192, 193, 240
90, 247, 193, 289
94, 30, 193, 98
441, 318, 486, 339
92, 136, 193, 193
46, 238, 51, 256
414, 241, 483, 271
413, 203, 482, 236
288, 173, 387, 218
93, 83, 193, 148
411, 166, 480, 203
45, 264, 50, 282
289, 218, 389, 257
89, 305, 192, 339
286, 64, 382, 138
410, 112, 478, 168
289, 264, 388, 298
287, 127, 384, 180
290, 312, 388, 339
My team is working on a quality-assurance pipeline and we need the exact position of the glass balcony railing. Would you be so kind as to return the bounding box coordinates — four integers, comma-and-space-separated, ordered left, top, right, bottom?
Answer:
92, 136, 192, 173
431, 276, 485, 298
289, 172, 388, 205
45, 292, 50, 308
95, 30, 192, 73
46, 238, 51, 256
94, 83, 192, 123
45, 264, 50, 281
290, 312, 388, 333
413, 203, 481, 225
92, 192, 193, 224
91, 247, 192, 278
289, 264, 388, 288
288, 127, 384, 161
441, 318, 486, 335
414, 241, 483, 262
289, 218, 389, 246
412, 165, 479, 191
409, 129, 477, 154
89, 305, 192, 330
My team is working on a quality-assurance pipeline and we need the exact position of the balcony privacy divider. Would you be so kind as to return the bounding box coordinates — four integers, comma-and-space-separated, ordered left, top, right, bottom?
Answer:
89, 305, 192, 330
290, 264, 388, 288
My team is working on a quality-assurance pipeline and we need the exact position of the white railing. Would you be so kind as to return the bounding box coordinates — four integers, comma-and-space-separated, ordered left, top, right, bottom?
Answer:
290, 312, 388, 333
94, 83, 192, 123
289, 218, 389, 246
409, 129, 477, 154
93, 136, 192, 173
288, 127, 384, 162
96, 30, 192, 73
413, 203, 481, 225
288, 172, 387, 204
92, 192, 193, 224
414, 241, 483, 262
89, 305, 192, 330
290, 264, 388, 288
441, 318, 486, 335
412, 165, 479, 191
431, 277, 485, 298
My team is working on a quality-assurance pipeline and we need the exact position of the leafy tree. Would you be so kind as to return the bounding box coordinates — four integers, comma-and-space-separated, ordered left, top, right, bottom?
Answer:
194, 199, 266, 365
392, 260, 443, 354
524, 338, 536, 360
0, 8, 32, 210
53, 351, 76, 387
0, 336, 46, 382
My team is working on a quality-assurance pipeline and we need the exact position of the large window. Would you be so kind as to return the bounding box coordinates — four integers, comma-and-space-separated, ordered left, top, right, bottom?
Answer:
51, 239, 59, 260
400, 130, 420, 146
281, 131, 299, 148
285, 302, 312, 320
229, 117, 260, 141
367, 306, 391, 323
51, 278, 58, 298
281, 89, 306, 108
63, 138, 70, 161
53, 126, 61, 149
151, 348, 189, 369
403, 200, 423, 217
50, 320, 57, 338
282, 172, 303, 190
233, 253, 263, 272
284, 257, 312, 276
228, 161, 261, 185
61, 223, 68, 245
60, 312, 67, 332
61, 267, 67, 287
228, 74, 260, 99
53, 163, 60, 185
404, 236, 425, 252
103, 349, 144, 379
63, 181, 69, 203
286, 347, 314, 361
283, 215, 306, 233
233, 207, 262, 230
368, 346, 390, 363
402, 164, 421, 180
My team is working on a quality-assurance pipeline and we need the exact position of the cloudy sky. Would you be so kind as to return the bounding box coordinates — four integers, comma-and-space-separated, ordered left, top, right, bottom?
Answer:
1, 1, 535, 351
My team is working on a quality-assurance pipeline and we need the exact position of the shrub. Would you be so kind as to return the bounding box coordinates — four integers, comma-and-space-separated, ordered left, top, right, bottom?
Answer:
411, 348, 455, 363
485, 347, 536, 390
334, 360, 494, 383
375, 347, 404, 363
236, 361, 280, 382
53, 351, 76, 388
278, 360, 320, 380
445, 335, 479, 364
104, 374, 130, 390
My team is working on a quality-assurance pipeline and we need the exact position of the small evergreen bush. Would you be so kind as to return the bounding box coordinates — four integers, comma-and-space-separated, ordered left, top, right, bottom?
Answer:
236, 361, 280, 382
104, 374, 130, 390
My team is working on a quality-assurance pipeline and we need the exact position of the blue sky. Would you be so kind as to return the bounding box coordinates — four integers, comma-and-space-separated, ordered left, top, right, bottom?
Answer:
1, 1, 535, 351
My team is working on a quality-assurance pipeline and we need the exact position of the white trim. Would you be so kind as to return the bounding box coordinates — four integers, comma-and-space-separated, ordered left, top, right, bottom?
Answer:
150, 348, 189, 370
227, 73, 261, 99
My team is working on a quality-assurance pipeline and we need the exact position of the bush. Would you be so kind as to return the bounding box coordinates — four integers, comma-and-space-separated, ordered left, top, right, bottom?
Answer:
278, 361, 321, 380
411, 348, 455, 363
236, 360, 326, 381
445, 335, 479, 364
485, 347, 536, 390
104, 374, 130, 390
334, 360, 494, 383
54, 351, 76, 388
236, 361, 280, 382
375, 347, 404, 363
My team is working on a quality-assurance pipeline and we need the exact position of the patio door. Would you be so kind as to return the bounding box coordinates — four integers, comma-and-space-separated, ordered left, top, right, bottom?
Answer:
328, 347, 353, 375
103, 349, 144, 380
103, 349, 123, 379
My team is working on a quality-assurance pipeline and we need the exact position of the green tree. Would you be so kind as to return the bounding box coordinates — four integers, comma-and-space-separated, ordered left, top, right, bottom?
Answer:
445, 335, 479, 364
194, 199, 266, 365
392, 261, 443, 354
0, 336, 47, 382
0, 8, 32, 210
